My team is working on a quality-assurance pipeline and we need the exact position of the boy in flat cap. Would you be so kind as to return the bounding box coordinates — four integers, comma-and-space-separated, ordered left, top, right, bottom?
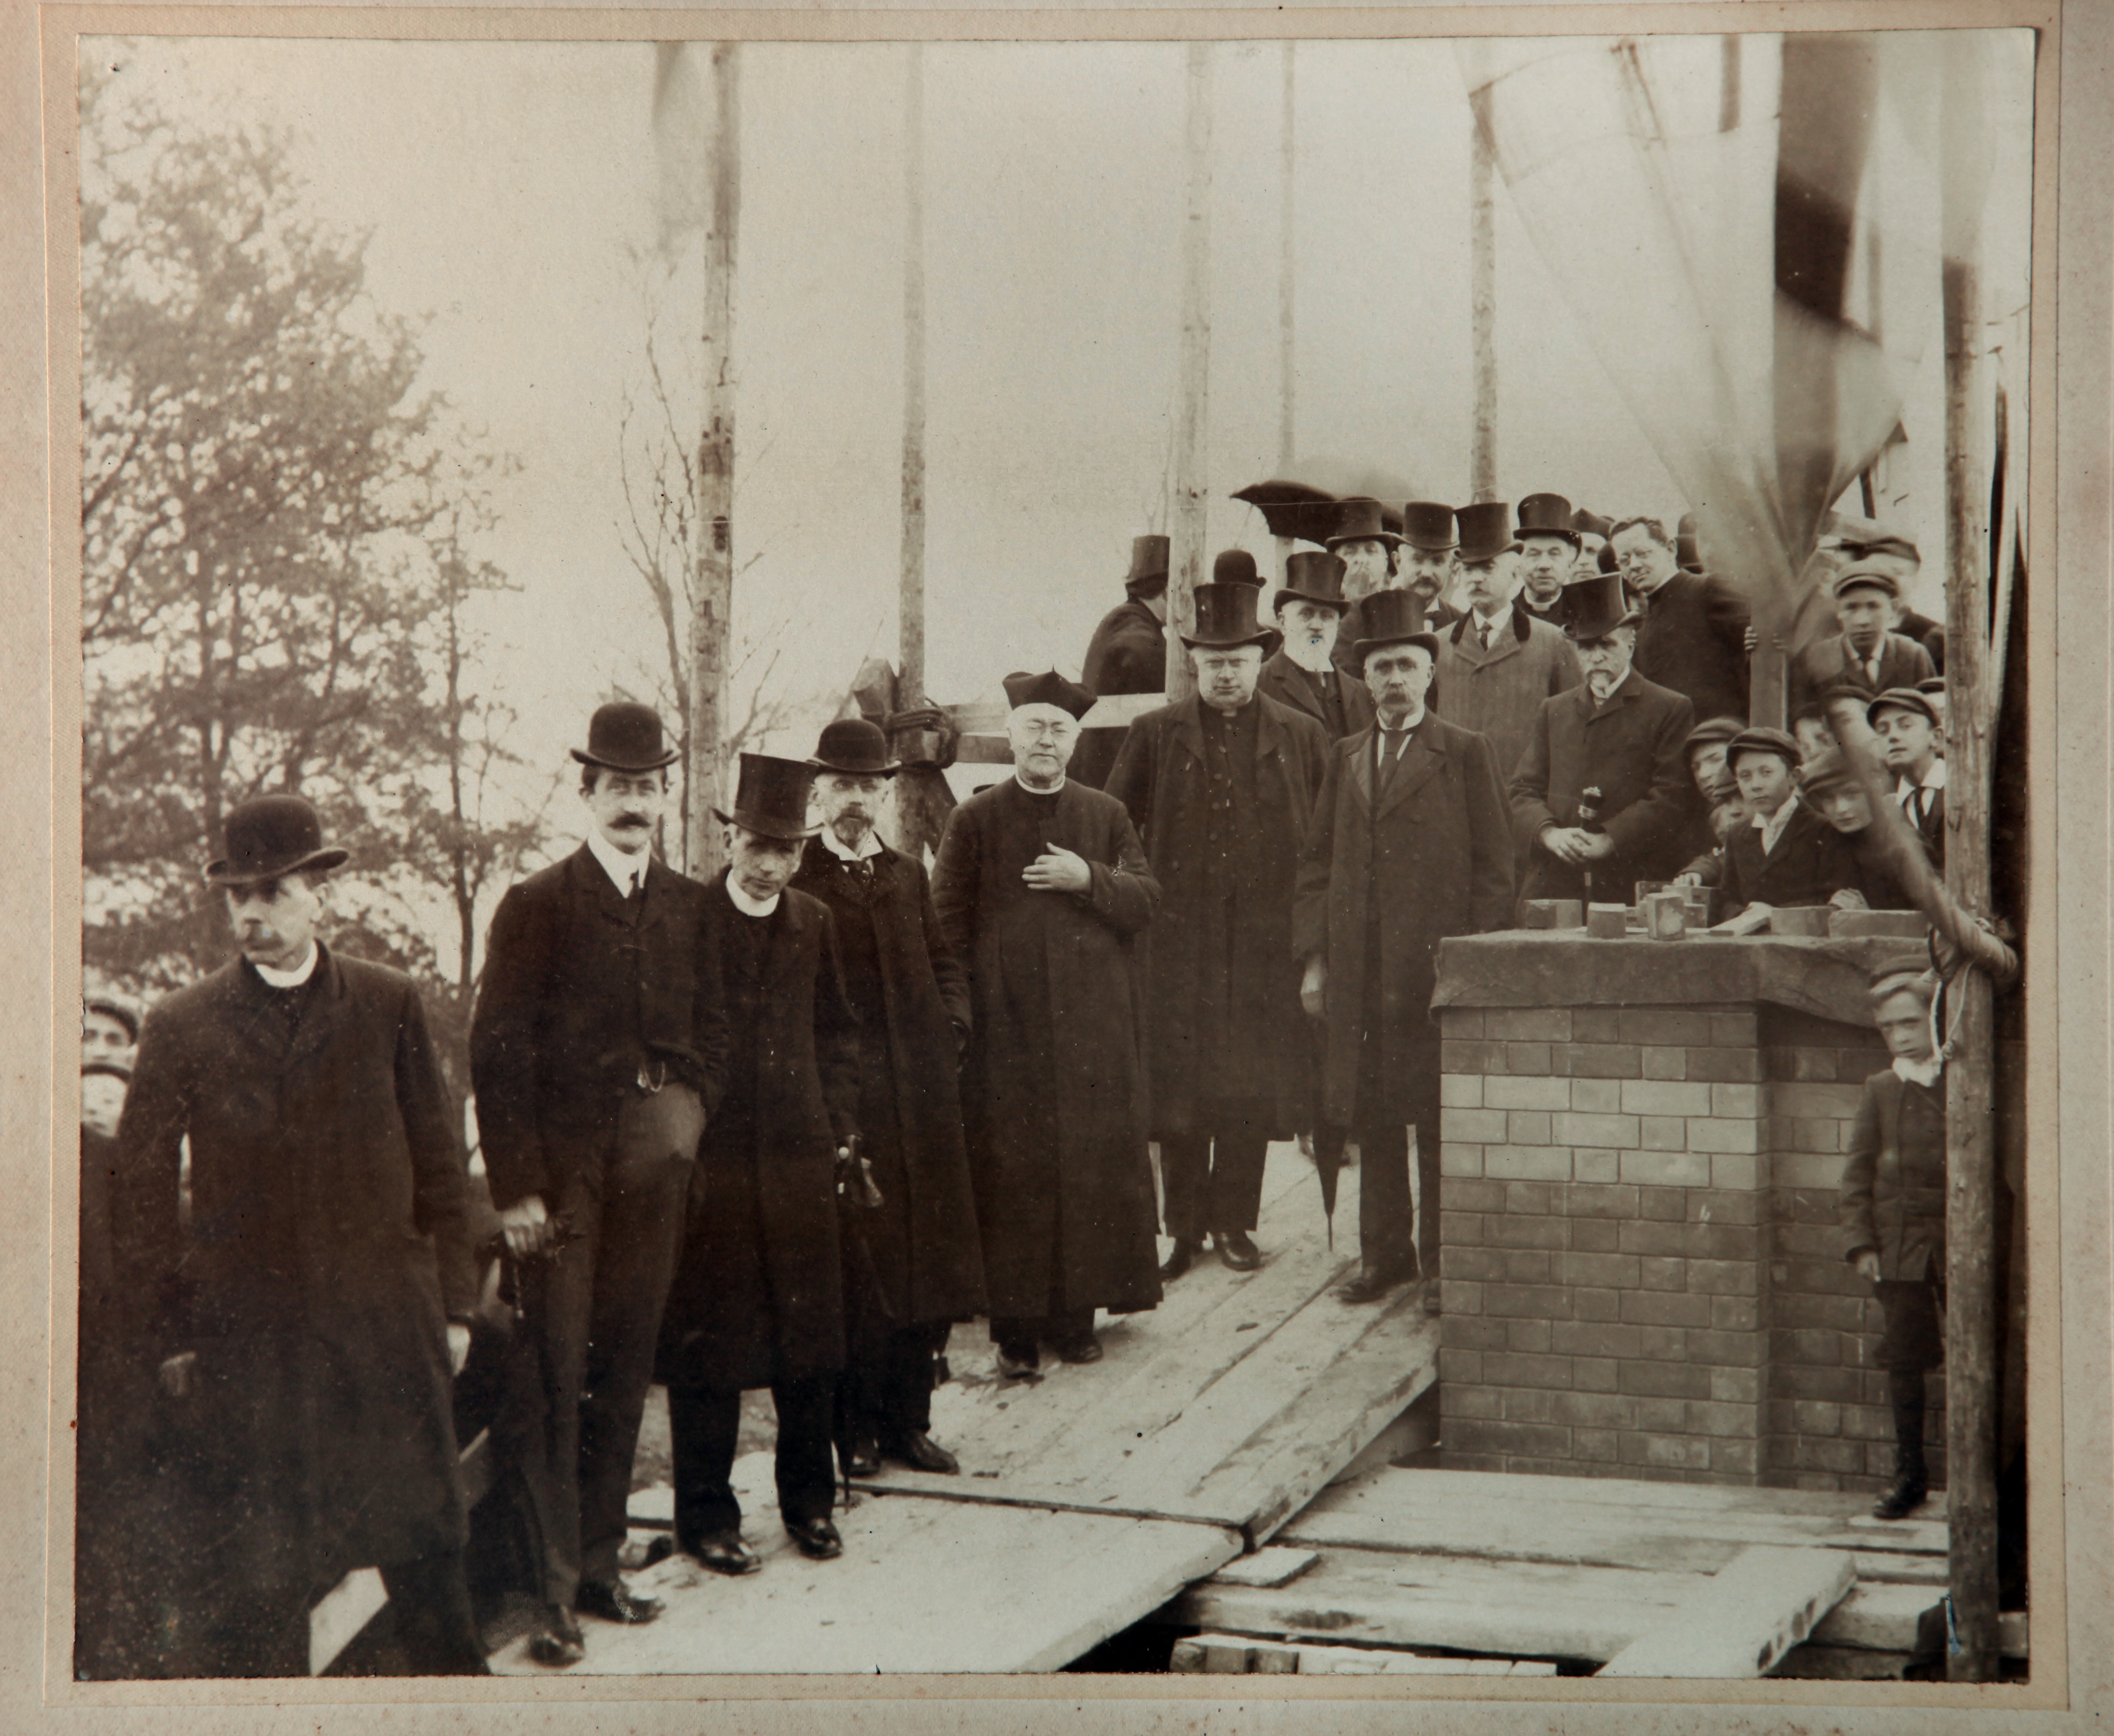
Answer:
1794, 752, 1915, 912
1788, 563, 1937, 714
1869, 687, 1948, 871
1712, 727, 1857, 921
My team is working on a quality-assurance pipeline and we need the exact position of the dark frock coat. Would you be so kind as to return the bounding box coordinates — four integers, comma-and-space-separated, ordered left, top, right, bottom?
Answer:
658, 878, 863, 1390
1257, 648, 1376, 741
1509, 670, 1699, 903
1104, 693, 1331, 1136
789, 835, 987, 1325
932, 777, 1164, 1319
470, 848, 728, 1212
117, 947, 477, 1597
1718, 801, 1859, 916
1840, 1069, 1948, 1281
1076, 596, 1167, 788
1292, 715, 1516, 1127
1631, 569, 1752, 725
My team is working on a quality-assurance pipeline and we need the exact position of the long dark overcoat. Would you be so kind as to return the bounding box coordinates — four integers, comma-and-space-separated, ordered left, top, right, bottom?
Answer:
470, 849, 728, 1211
1509, 670, 1699, 903
932, 777, 1163, 1319
789, 836, 987, 1324
1256, 649, 1375, 740
1292, 716, 1515, 1127
117, 947, 477, 1598
1075, 597, 1167, 787
1433, 606, 1585, 780
1632, 569, 1752, 724
658, 878, 863, 1388
1104, 693, 1330, 1135
1840, 1069, 1947, 1281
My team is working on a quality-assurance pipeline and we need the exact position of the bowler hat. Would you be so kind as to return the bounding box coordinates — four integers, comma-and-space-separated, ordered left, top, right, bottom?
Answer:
1003, 670, 1096, 720
1725, 725, 1802, 769
1399, 501, 1459, 553
1682, 715, 1746, 759
1124, 534, 1171, 594
1867, 686, 1940, 729
1676, 512, 1701, 572
1351, 589, 1439, 670
1558, 571, 1640, 641
205, 794, 349, 888
572, 701, 680, 772
1831, 560, 1901, 601
1325, 497, 1405, 550
1272, 549, 1350, 617
1180, 582, 1278, 651
712, 752, 820, 841
1455, 501, 1517, 564
1517, 493, 1579, 544
1212, 548, 1262, 588
810, 718, 901, 778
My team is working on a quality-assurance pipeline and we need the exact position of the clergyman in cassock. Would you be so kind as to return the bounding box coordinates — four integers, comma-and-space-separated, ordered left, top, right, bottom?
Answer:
1614, 514, 1752, 725
657, 754, 863, 1573
118, 797, 487, 1676
469, 703, 724, 1663
1510, 572, 1699, 907
932, 671, 1163, 1376
788, 718, 987, 1476
1294, 593, 1515, 1307
1513, 492, 1581, 630
1074, 533, 1170, 788
1257, 549, 1375, 741
1107, 581, 1330, 1278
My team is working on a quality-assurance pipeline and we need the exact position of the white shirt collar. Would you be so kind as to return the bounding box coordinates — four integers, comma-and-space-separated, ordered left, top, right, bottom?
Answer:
1753, 794, 1800, 855
725, 877, 781, 918
1012, 773, 1067, 796
819, 825, 884, 862
252, 943, 320, 989
586, 828, 651, 897
1896, 758, 1948, 797
1893, 1055, 1942, 1088
1470, 602, 1514, 643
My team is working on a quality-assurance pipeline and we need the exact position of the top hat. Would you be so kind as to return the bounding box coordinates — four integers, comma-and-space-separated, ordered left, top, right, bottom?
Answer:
1725, 725, 1802, 769
1273, 549, 1350, 617
1455, 501, 1518, 564
1212, 548, 1262, 588
713, 752, 820, 841
1399, 501, 1459, 553
810, 717, 902, 778
1517, 493, 1579, 544
1831, 560, 1902, 601
572, 702, 680, 772
83, 993, 140, 1042
1325, 497, 1405, 550
1558, 571, 1641, 641
1181, 582, 1279, 651
205, 794, 349, 888
1795, 748, 1858, 794
1867, 686, 1940, 728
1003, 670, 1096, 720
1124, 534, 1172, 594
1351, 589, 1440, 669
1676, 512, 1702, 571
1682, 715, 1747, 759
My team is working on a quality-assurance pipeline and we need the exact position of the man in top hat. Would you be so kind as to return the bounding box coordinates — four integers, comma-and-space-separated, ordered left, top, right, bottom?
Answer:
1076, 533, 1171, 788
1515, 493, 1580, 629
1107, 583, 1331, 1279
1612, 514, 1751, 726
657, 754, 864, 1573
1294, 592, 1514, 1306
787, 719, 986, 1477
118, 795, 486, 1676
1869, 686, 1948, 871
933, 671, 1163, 1374
1787, 562, 1937, 715
1326, 499, 1462, 680
470, 703, 727, 1661
1510, 572, 1699, 906
1258, 550, 1375, 741
1433, 502, 1584, 783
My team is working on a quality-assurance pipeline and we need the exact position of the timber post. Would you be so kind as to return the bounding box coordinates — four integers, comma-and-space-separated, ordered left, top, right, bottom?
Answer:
1469, 100, 1497, 504
1276, 40, 1296, 576
1168, 41, 1213, 704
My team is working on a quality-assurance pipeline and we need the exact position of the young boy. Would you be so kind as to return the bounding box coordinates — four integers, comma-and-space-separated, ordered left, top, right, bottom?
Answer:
1869, 687, 1947, 871
1716, 726, 1856, 918
1788, 701, 1838, 765
1795, 750, 1917, 912
1839, 967, 1947, 1519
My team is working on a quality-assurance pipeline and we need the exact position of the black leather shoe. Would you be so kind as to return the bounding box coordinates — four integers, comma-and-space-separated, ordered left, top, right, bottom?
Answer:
838, 1435, 881, 1478
1160, 1237, 1201, 1280
684, 1531, 762, 1576
1053, 1333, 1103, 1364
527, 1605, 585, 1667
576, 1578, 663, 1624
995, 1342, 1042, 1380
1335, 1263, 1413, 1305
1216, 1230, 1261, 1272
882, 1430, 960, 1475
787, 1517, 844, 1560
634, 1533, 677, 1570
1872, 1469, 1930, 1520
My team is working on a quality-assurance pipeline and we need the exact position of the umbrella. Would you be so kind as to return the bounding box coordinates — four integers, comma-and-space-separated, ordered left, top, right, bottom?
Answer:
1232, 461, 1424, 546
1300, 1129, 1346, 1250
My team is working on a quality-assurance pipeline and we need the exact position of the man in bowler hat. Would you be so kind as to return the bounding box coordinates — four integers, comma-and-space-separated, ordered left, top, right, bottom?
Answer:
470, 703, 727, 1661
789, 719, 987, 1477
933, 672, 1163, 1374
1108, 583, 1330, 1279
1258, 550, 1375, 741
119, 796, 487, 1675
1076, 533, 1171, 787
1294, 593, 1515, 1306
658, 753, 864, 1572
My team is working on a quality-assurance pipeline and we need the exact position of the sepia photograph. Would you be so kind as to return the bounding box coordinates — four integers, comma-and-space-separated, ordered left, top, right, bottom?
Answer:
48, 3, 2084, 1712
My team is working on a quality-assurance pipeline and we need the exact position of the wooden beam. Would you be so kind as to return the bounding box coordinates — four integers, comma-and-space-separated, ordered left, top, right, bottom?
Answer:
1469, 99, 1497, 503
1276, 39, 1296, 579
1597, 1545, 1854, 1678
898, 41, 927, 711
1168, 42, 1213, 704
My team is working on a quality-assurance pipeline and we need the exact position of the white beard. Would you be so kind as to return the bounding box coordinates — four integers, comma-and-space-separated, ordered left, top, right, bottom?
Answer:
1284, 635, 1338, 674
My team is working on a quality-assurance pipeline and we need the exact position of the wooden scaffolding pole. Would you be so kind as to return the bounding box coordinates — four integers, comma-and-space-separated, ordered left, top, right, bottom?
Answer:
1168, 41, 1213, 704
1469, 106, 1497, 504
685, 42, 741, 877
1275, 41, 1296, 574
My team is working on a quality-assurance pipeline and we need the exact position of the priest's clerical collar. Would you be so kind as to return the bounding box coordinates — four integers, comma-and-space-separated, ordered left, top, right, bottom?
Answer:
819, 826, 883, 863
587, 827, 650, 897
725, 878, 781, 918
1013, 773, 1066, 797
251, 943, 320, 990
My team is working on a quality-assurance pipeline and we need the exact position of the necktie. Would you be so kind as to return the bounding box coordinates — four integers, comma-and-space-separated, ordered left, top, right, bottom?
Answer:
1379, 729, 1409, 782
1481, 620, 1495, 652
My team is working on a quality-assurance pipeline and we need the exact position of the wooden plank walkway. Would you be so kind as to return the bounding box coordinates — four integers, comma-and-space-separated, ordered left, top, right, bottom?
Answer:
488, 1143, 1441, 1674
